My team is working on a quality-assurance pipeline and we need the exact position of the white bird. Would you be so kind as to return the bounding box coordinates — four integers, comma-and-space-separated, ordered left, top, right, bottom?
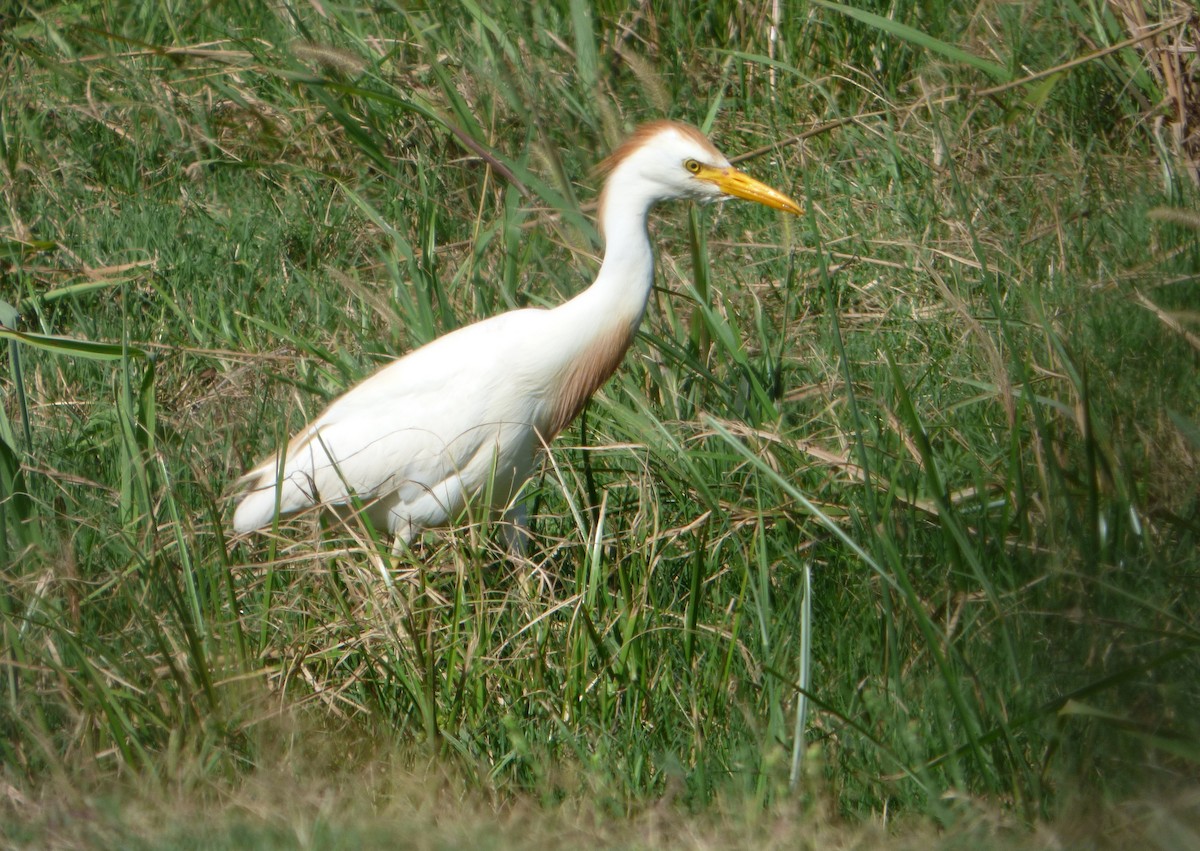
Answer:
232, 120, 801, 550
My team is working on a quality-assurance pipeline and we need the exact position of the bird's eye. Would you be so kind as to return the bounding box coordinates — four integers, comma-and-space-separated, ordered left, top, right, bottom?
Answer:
684, 159, 702, 174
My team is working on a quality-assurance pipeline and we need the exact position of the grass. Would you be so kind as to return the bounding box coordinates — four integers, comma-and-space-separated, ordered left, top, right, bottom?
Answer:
2, 0, 1200, 845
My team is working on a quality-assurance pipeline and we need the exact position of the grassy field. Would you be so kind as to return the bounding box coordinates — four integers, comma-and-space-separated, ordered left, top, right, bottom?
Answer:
3, 0, 1199, 846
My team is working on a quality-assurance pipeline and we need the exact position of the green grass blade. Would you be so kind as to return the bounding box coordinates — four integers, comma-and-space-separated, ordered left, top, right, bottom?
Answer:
812, 0, 1011, 82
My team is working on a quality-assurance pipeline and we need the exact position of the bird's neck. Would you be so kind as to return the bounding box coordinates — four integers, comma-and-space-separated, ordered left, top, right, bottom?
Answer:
564, 178, 658, 333
538, 175, 659, 437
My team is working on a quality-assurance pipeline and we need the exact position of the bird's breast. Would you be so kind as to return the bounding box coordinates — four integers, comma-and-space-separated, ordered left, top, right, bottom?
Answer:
542, 319, 637, 439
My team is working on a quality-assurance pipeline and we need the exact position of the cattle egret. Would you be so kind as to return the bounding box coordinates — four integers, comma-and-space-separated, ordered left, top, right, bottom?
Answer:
232, 120, 801, 549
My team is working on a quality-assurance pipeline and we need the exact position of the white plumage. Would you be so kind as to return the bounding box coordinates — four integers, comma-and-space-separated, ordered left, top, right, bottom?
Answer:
232, 120, 800, 549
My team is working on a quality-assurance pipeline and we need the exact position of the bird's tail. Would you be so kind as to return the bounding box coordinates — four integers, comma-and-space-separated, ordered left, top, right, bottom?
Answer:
230, 461, 311, 533
232, 487, 281, 533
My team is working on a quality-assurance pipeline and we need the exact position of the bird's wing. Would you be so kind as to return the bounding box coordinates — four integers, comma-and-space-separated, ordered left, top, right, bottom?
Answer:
232, 308, 550, 531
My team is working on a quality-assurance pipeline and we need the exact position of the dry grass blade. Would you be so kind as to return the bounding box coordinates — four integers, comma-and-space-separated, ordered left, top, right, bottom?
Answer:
1107, 0, 1200, 184
975, 15, 1188, 98
1134, 290, 1200, 351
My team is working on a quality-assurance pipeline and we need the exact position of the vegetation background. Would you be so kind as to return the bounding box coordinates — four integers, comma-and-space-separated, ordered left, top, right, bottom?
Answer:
2, 0, 1198, 847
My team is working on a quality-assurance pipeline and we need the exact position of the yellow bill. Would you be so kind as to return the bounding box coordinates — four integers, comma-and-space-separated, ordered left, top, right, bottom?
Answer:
699, 165, 802, 215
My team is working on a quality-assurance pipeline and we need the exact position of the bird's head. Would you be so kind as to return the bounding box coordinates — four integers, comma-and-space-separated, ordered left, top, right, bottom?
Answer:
596, 120, 802, 216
